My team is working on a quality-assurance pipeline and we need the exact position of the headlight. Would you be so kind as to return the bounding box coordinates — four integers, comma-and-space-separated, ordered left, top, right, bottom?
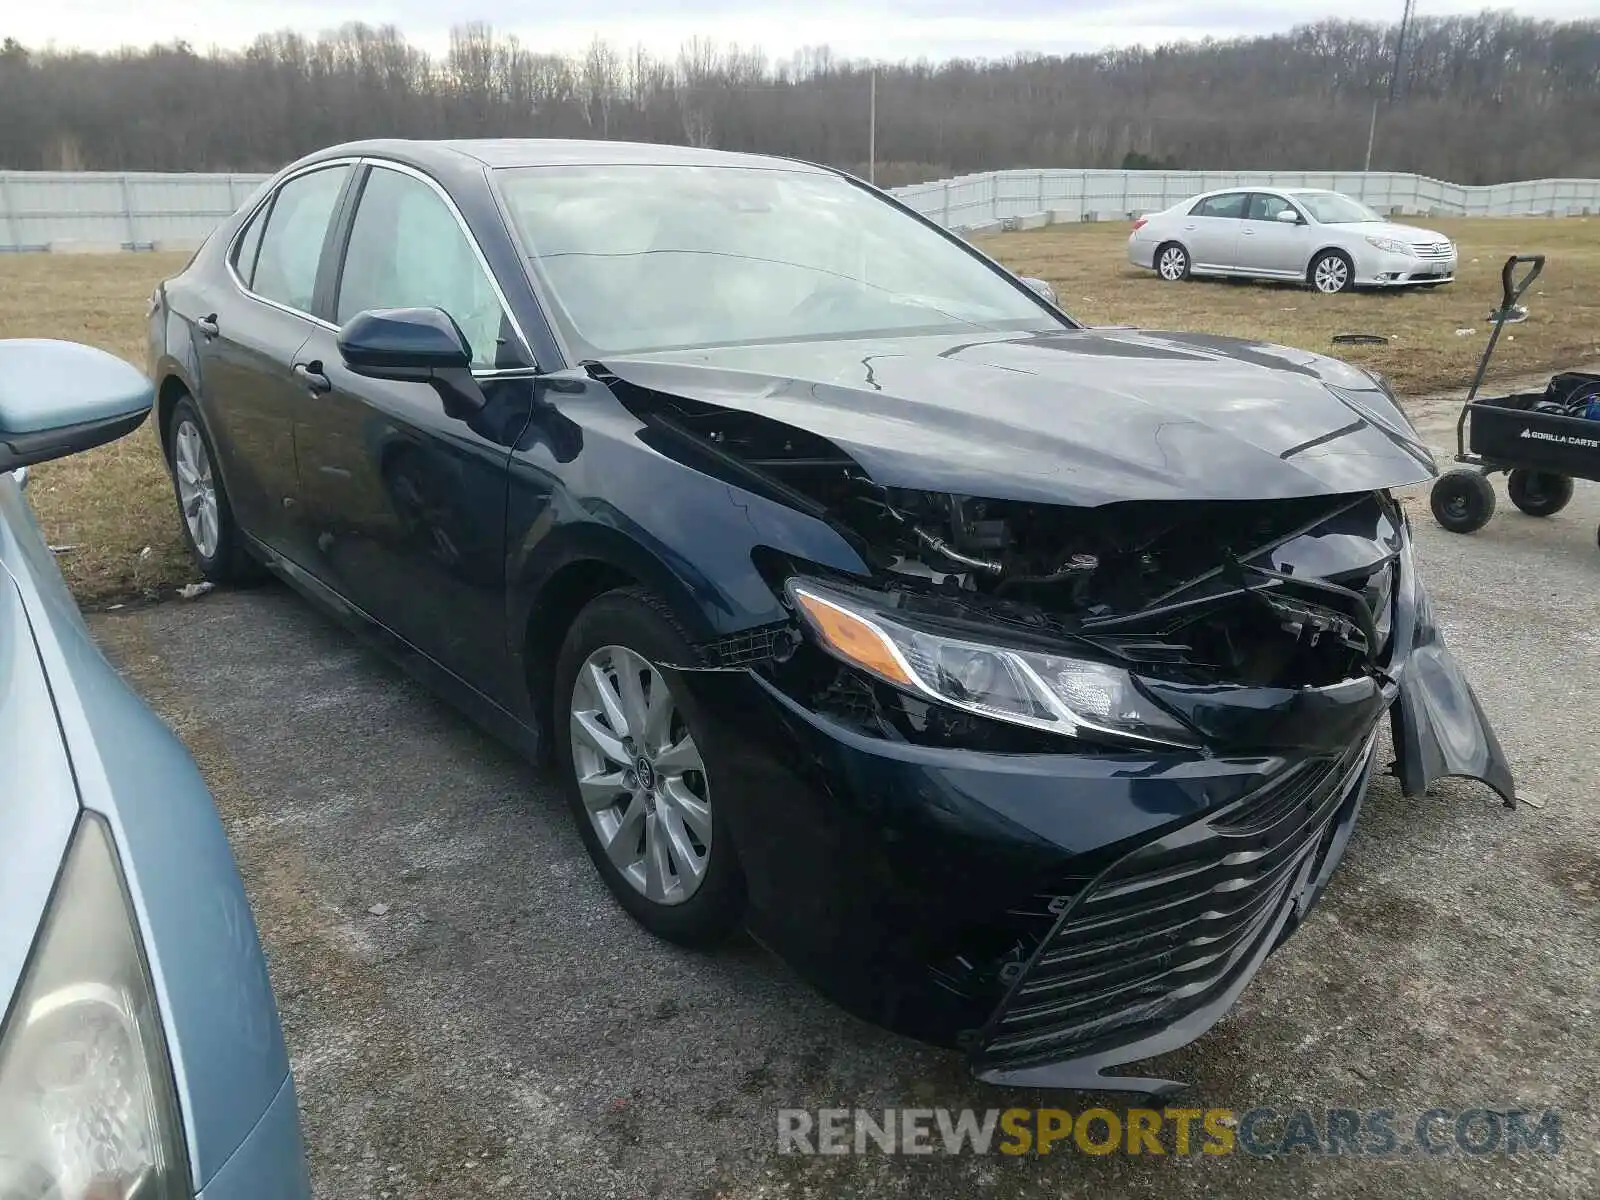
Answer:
1364, 236, 1411, 255
787, 580, 1197, 748
0, 814, 188, 1200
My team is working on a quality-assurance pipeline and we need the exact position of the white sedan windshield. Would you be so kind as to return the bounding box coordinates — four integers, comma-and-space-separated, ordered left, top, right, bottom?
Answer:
1295, 192, 1382, 224
495, 164, 1061, 355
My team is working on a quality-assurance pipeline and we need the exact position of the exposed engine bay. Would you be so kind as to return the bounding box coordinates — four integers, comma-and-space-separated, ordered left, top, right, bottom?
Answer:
610, 380, 1401, 695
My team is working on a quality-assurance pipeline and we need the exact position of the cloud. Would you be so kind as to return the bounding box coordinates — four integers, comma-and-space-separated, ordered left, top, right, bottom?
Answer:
9, 0, 1596, 62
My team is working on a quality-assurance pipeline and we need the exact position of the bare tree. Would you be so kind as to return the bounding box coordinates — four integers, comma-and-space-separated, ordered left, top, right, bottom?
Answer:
0, 16, 1594, 181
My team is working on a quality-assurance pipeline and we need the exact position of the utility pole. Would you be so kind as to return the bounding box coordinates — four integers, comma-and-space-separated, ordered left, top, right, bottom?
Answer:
1367, 0, 1414, 173
868, 68, 877, 185
1389, 0, 1415, 105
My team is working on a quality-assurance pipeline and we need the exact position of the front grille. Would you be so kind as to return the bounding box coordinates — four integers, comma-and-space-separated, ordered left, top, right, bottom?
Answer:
1412, 241, 1454, 260
975, 729, 1378, 1069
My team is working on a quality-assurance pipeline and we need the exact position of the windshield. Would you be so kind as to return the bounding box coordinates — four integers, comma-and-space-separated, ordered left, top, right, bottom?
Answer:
1294, 192, 1382, 224
495, 164, 1063, 356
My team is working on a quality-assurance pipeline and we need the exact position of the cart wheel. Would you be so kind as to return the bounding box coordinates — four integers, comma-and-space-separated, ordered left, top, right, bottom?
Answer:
1507, 469, 1574, 517
1431, 469, 1497, 533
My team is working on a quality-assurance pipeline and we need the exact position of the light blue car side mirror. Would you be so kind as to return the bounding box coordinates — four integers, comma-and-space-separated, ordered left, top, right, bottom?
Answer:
0, 339, 154, 472
1020, 276, 1058, 305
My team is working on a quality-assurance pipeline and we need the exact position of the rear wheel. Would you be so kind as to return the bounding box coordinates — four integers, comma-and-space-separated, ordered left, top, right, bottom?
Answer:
553, 588, 746, 947
1507, 469, 1574, 517
1155, 242, 1190, 282
1310, 250, 1355, 294
165, 396, 262, 582
1430, 469, 1496, 533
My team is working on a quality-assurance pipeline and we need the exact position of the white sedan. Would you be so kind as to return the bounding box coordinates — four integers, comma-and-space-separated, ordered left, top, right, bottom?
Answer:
1127, 188, 1457, 294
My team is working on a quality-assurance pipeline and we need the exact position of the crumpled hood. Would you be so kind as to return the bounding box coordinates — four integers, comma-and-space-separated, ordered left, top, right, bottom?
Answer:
599, 326, 1436, 506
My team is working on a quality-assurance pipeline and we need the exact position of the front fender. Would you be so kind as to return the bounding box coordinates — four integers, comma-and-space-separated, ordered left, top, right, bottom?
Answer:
504, 380, 868, 725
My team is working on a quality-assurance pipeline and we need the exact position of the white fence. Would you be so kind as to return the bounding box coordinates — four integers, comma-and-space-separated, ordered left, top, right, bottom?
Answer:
893, 170, 1600, 232
0, 171, 271, 252
2, 167, 1598, 251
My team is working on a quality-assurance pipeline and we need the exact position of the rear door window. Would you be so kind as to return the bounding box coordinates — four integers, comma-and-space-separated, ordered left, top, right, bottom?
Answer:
249, 165, 352, 314
1191, 193, 1249, 219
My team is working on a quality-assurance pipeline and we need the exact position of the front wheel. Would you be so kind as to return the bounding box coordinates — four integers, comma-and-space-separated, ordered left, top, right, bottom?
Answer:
1430, 469, 1497, 533
165, 396, 262, 583
1310, 250, 1355, 294
553, 588, 746, 947
1507, 469, 1574, 517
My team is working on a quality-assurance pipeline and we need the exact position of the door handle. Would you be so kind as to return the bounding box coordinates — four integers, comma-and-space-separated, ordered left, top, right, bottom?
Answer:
294, 362, 332, 395
1241, 229, 1256, 236
196, 313, 219, 338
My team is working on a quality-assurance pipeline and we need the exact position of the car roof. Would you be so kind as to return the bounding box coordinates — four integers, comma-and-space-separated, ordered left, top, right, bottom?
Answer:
305, 138, 829, 174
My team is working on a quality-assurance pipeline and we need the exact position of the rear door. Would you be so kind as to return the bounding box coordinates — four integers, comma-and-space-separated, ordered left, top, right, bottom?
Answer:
293, 161, 535, 703
1237, 192, 1312, 276
1183, 192, 1248, 270
196, 163, 353, 562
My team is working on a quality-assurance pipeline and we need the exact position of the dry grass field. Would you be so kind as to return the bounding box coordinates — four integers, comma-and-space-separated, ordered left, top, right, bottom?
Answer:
6, 217, 1598, 604
976, 216, 1600, 395
9, 251, 192, 605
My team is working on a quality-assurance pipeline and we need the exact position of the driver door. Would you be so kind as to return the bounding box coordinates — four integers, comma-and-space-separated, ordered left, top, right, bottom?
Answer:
1237, 193, 1312, 277
293, 162, 535, 702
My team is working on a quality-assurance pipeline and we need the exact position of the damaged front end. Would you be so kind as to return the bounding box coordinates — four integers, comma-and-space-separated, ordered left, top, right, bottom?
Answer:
597, 363, 1513, 1094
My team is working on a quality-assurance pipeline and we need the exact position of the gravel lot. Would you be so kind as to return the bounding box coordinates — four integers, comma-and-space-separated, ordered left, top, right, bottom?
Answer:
90, 403, 1598, 1199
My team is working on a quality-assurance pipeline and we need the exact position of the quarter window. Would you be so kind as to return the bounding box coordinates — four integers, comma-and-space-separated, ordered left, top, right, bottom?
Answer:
231, 203, 268, 287
335, 167, 511, 370
1191, 193, 1249, 220
250, 165, 351, 313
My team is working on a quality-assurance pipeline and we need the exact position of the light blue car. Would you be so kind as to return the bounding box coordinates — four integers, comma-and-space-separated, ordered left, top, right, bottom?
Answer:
0, 339, 310, 1199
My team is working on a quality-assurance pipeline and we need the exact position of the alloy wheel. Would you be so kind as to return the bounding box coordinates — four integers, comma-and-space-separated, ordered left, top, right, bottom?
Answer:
173, 419, 220, 559
568, 644, 712, 906
1313, 256, 1350, 294
1158, 247, 1187, 281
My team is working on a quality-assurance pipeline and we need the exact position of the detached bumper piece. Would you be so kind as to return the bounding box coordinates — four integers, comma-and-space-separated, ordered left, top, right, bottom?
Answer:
970, 726, 1380, 1095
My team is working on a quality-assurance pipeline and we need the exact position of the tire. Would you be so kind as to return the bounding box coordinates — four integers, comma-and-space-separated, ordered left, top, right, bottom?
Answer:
1155, 242, 1190, 282
1507, 469, 1574, 517
1430, 469, 1497, 533
553, 588, 746, 947
1309, 250, 1355, 294
165, 396, 262, 583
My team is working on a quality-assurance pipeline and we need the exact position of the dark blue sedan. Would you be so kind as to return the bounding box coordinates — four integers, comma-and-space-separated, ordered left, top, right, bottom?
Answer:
146, 139, 1514, 1093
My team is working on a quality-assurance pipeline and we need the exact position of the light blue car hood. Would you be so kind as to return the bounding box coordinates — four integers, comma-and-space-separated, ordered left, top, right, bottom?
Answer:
0, 475, 291, 1190
0, 566, 78, 1019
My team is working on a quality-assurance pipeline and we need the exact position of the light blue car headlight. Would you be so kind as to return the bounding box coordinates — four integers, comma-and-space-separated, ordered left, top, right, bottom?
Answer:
0, 814, 188, 1200
787, 579, 1198, 748
1364, 236, 1411, 255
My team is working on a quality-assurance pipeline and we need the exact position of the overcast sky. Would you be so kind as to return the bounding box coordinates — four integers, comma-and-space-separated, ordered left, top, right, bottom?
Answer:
9, 1, 1595, 62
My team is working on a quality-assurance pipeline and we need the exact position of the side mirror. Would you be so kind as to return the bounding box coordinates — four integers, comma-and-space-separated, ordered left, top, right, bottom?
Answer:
338, 307, 473, 380
338, 307, 486, 417
1020, 276, 1057, 305
0, 339, 153, 472
1275, 208, 1301, 224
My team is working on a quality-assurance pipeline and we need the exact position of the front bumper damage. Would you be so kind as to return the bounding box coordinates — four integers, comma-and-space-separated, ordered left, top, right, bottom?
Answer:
664, 512, 1512, 1095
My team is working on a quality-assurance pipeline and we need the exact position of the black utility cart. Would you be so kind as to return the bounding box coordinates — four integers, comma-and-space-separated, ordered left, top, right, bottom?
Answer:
1430, 254, 1600, 548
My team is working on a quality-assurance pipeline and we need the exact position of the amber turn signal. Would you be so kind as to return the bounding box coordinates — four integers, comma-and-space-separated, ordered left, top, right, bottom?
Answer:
789, 586, 915, 688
